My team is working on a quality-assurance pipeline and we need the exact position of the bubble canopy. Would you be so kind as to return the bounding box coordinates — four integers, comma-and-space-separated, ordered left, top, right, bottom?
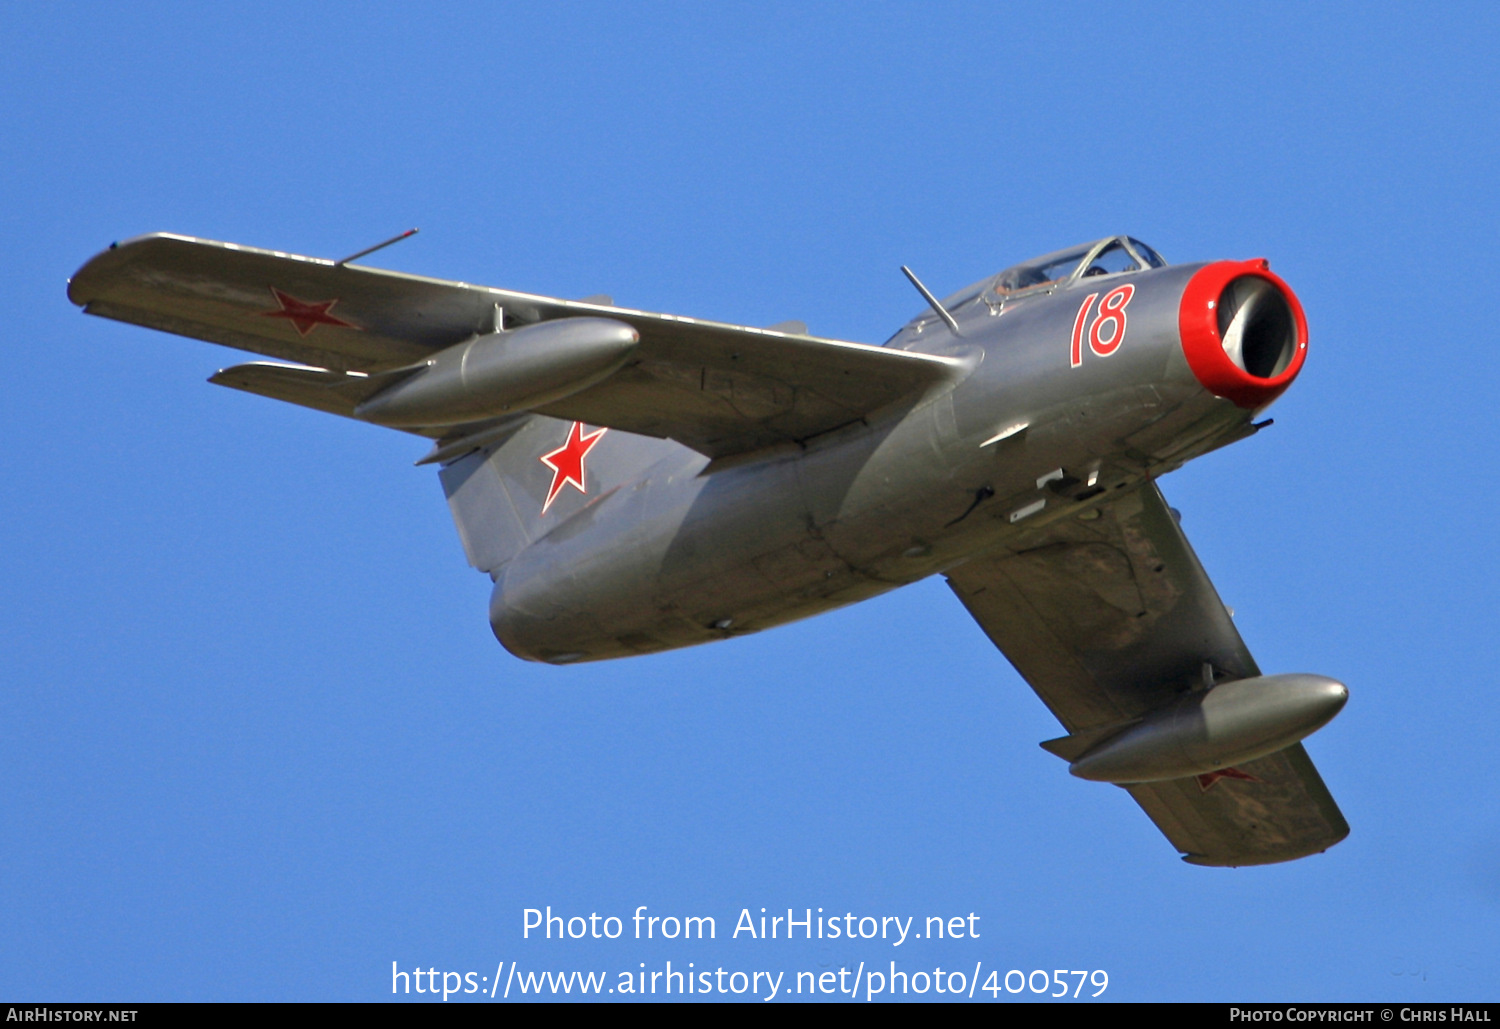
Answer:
931, 236, 1168, 317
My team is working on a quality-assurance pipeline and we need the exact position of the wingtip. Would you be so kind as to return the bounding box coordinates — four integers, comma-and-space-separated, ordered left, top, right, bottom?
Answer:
67, 232, 212, 306
1180, 830, 1349, 867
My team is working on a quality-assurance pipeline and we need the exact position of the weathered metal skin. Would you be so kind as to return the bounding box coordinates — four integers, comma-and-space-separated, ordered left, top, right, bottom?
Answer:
490, 260, 1271, 662
1066, 674, 1349, 783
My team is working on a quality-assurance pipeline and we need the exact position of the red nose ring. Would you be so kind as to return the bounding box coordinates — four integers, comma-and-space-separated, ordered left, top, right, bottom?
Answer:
1179, 259, 1308, 410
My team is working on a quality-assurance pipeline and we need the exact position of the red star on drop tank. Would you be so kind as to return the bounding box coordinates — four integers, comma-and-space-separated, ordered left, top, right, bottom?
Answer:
540, 422, 608, 513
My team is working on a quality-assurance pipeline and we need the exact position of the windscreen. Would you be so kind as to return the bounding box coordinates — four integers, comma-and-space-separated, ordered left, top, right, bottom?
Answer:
993, 244, 1093, 293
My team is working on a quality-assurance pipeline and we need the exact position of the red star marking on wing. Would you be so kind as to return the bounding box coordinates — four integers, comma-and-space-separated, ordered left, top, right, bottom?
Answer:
540, 422, 608, 513
259, 288, 359, 336
1196, 766, 1262, 792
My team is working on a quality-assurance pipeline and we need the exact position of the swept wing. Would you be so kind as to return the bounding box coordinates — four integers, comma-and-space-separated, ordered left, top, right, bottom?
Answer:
68, 234, 963, 457
946, 482, 1348, 866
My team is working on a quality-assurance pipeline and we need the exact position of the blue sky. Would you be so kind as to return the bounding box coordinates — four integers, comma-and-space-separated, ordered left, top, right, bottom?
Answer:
2, 2, 1497, 1002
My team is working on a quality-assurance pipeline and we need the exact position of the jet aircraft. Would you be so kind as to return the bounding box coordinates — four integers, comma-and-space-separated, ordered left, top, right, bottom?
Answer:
68, 233, 1349, 866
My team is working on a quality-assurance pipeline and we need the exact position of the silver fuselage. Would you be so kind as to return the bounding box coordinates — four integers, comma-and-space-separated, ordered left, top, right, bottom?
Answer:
490, 262, 1249, 663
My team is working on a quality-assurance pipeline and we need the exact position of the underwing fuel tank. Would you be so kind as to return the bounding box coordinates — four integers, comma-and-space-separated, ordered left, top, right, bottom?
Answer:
1066, 674, 1348, 783
355, 317, 639, 427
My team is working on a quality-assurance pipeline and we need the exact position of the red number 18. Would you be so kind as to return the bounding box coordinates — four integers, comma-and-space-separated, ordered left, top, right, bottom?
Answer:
1070, 284, 1136, 367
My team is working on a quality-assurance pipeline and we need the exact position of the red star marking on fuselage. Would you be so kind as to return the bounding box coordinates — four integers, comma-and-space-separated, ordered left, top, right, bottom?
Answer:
540, 422, 608, 513
259, 287, 359, 336
1196, 766, 1262, 792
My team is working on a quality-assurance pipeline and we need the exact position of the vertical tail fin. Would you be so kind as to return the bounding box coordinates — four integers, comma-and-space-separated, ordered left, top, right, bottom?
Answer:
438, 415, 672, 574
438, 418, 538, 575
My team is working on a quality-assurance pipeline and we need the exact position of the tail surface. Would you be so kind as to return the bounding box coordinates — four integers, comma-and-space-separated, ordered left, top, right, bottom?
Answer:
439, 416, 676, 574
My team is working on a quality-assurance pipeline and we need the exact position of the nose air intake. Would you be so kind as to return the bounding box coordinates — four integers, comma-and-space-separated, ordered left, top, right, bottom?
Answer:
1220, 277, 1297, 378
1179, 260, 1308, 409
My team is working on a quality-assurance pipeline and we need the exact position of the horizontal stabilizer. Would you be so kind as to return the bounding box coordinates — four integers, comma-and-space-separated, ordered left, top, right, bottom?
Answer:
209, 361, 419, 426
